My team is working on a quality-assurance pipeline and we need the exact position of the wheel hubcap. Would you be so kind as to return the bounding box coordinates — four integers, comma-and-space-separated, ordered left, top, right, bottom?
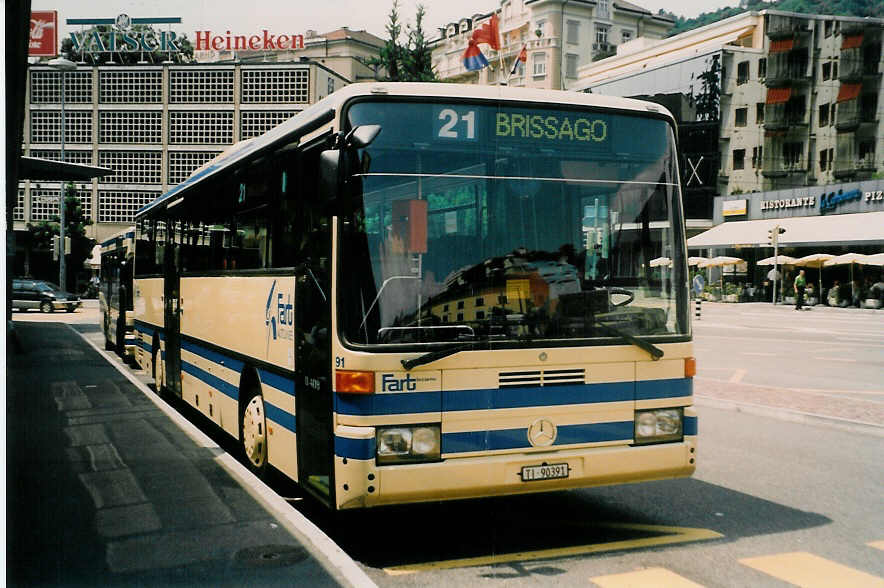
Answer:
242, 395, 267, 468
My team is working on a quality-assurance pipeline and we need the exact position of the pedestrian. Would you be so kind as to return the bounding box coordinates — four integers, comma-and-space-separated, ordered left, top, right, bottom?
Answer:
794, 269, 807, 310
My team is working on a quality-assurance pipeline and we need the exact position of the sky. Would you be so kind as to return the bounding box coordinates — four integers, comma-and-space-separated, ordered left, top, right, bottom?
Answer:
34, 0, 739, 42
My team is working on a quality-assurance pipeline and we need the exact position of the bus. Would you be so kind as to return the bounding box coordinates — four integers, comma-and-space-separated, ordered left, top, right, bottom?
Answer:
132, 83, 696, 510
100, 227, 135, 358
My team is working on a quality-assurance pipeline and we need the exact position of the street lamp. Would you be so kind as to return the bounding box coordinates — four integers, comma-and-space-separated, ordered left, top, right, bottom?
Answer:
48, 56, 76, 291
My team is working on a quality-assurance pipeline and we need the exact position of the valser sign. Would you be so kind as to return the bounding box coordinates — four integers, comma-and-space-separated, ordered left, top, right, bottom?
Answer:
67, 14, 185, 55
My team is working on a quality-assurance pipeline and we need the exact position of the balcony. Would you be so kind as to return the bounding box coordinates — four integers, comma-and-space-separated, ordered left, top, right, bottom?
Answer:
761, 160, 806, 178
766, 15, 811, 40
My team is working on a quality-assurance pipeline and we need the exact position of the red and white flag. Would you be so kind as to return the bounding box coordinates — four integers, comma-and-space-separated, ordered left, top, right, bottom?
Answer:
509, 45, 527, 76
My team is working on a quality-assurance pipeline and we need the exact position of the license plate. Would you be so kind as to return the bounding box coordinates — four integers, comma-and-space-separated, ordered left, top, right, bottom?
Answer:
520, 463, 569, 482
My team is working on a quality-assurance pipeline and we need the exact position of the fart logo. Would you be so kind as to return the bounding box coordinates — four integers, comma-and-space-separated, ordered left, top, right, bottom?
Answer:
382, 373, 417, 392
265, 280, 293, 349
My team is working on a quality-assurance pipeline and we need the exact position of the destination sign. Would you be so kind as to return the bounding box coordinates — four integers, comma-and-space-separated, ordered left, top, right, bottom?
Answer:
495, 112, 608, 144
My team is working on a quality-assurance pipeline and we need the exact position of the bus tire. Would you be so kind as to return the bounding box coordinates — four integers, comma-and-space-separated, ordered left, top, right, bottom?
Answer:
239, 383, 268, 478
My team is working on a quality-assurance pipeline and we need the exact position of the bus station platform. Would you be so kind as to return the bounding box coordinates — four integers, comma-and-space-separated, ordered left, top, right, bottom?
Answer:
6, 320, 363, 586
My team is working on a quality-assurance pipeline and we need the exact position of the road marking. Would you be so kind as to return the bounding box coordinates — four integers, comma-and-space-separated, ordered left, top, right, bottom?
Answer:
813, 357, 858, 363
740, 352, 777, 357
869, 540, 884, 551
591, 567, 704, 587
69, 326, 378, 588
728, 369, 746, 384
739, 552, 884, 588
383, 523, 722, 575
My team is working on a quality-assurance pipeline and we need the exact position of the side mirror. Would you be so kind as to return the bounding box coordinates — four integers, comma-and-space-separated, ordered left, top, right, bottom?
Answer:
319, 149, 341, 201
347, 124, 381, 149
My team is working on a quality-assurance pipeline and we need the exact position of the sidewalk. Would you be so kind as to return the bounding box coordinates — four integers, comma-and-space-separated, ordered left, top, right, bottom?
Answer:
6, 321, 356, 586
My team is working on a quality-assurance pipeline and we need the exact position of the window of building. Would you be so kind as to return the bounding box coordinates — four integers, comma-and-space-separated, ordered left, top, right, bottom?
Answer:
241, 110, 298, 140
819, 149, 829, 171
822, 61, 831, 80
752, 146, 763, 168
566, 53, 578, 78
758, 58, 766, 80
169, 111, 234, 144
98, 151, 163, 184
241, 69, 308, 103
99, 111, 163, 144
733, 149, 745, 170
14, 189, 24, 221
168, 151, 222, 185
824, 20, 834, 37
30, 70, 92, 104
819, 103, 830, 127
621, 29, 633, 43
100, 70, 162, 103
595, 25, 609, 47
30, 111, 92, 144
327, 77, 335, 95
533, 52, 547, 76
859, 141, 875, 162
567, 20, 579, 44
98, 190, 162, 223
597, 0, 610, 18
832, 60, 838, 79
737, 61, 749, 85
457, 312, 464, 321
756, 102, 765, 124
476, 297, 485, 307
735, 107, 747, 127
535, 19, 546, 37
783, 142, 803, 167
169, 69, 234, 103
457, 300, 465, 309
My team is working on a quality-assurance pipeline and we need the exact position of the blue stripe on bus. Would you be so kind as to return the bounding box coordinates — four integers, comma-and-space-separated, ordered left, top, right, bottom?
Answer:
265, 401, 296, 433
443, 382, 634, 411
443, 421, 633, 453
181, 360, 239, 401
259, 369, 295, 396
684, 415, 698, 436
336, 391, 440, 416
335, 436, 375, 460
181, 339, 245, 373
636, 377, 692, 400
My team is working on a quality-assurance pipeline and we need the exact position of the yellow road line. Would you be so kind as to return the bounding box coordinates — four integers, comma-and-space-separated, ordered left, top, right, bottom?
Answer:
869, 540, 884, 551
384, 523, 722, 575
591, 567, 704, 588
739, 551, 884, 588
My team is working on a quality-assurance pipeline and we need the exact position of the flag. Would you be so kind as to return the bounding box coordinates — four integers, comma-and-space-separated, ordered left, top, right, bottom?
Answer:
463, 39, 489, 71
471, 13, 500, 51
509, 45, 527, 76
462, 13, 499, 71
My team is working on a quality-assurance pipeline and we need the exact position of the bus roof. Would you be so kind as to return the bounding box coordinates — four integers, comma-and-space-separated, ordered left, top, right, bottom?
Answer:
136, 82, 675, 218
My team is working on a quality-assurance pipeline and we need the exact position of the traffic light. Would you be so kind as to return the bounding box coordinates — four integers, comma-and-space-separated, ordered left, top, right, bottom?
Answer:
767, 225, 786, 246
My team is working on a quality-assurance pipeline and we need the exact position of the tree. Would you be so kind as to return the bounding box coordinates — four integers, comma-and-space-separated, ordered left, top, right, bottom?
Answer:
402, 5, 436, 82
26, 182, 95, 291
60, 24, 195, 65
369, 0, 405, 81
695, 55, 721, 122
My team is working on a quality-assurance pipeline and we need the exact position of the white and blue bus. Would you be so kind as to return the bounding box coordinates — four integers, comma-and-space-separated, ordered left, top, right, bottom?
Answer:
100, 227, 135, 358
132, 83, 696, 510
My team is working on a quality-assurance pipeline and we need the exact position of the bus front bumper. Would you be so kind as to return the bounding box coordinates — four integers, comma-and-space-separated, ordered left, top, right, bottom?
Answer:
335, 437, 696, 509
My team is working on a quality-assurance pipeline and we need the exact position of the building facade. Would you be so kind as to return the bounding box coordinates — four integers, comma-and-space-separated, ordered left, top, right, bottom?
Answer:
572, 10, 884, 237
15, 60, 348, 256
430, 0, 672, 90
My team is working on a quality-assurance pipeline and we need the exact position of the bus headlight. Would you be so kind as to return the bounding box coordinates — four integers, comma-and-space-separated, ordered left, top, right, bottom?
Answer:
376, 424, 441, 465
634, 408, 683, 444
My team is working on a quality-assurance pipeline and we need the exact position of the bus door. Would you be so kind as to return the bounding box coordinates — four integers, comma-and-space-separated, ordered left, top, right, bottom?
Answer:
163, 222, 183, 397
294, 256, 334, 504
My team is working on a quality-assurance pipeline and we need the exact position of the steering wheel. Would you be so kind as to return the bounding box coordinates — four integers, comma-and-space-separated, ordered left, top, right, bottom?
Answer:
608, 287, 634, 307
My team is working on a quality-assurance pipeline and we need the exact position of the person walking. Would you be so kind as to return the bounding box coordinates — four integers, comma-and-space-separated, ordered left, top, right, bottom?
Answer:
794, 269, 807, 310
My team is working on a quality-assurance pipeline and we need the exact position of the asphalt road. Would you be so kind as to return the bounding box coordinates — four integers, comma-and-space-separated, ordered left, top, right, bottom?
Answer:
11, 302, 884, 587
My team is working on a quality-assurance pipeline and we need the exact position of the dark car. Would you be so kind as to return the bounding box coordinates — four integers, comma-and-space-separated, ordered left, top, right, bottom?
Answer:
12, 279, 81, 313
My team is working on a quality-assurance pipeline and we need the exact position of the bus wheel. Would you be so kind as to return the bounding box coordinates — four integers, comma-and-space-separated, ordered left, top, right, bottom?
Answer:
240, 387, 268, 477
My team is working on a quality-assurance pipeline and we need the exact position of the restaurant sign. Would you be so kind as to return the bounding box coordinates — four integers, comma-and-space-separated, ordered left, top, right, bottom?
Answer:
66, 15, 184, 55
760, 196, 815, 211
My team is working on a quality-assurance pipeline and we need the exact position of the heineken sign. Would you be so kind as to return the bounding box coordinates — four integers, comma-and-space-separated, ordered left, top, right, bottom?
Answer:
67, 14, 184, 54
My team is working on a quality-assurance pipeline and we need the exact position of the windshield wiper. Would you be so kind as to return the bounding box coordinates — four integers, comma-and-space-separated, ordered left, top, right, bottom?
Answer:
593, 319, 664, 361
401, 340, 490, 371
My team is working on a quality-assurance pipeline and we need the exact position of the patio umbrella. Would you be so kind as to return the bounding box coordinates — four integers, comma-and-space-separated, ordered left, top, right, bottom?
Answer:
688, 256, 708, 267
650, 256, 672, 267
857, 253, 884, 266
793, 254, 835, 297
757, 255, 796, 266
699, 256, 745, 299
824, 253, 869, 297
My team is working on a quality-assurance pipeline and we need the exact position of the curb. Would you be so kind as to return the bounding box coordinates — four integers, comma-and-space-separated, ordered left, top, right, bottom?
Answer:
695, 394, 884, 438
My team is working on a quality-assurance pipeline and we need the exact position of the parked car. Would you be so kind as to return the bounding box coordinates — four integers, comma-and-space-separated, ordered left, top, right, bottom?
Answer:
12, 279, 81, 313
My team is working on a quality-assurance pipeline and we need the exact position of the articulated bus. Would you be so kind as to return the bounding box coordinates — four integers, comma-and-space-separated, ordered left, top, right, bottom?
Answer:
100, 227, 135, 358
132, 83, 696, 510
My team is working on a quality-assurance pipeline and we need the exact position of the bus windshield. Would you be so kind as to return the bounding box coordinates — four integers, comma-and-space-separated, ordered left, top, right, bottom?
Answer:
340, 100, 688, 348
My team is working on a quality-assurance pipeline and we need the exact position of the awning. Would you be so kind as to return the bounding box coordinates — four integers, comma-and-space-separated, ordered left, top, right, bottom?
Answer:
766, 87, 792, 104
769, 38, 794, 53
19, 156, 112, 181
837, 82, 861, 103
687, 212, 884, 249
841, 34, 863, 49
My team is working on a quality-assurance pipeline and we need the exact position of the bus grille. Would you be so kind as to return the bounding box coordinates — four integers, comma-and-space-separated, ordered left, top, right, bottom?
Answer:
498, 369, 585, 388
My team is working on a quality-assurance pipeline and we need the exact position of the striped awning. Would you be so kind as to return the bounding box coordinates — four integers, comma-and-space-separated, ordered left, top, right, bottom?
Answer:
769, 38, 794, 53
841, 34, 863, 49
837, 83, 861, 103
766, 87, 792, 104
